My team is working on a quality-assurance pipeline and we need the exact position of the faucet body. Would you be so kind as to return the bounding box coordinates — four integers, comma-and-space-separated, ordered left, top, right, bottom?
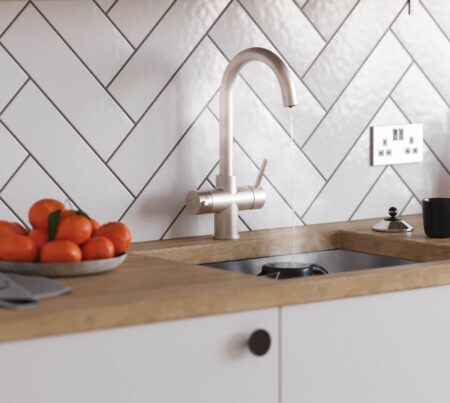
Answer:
186, 47, 297, 240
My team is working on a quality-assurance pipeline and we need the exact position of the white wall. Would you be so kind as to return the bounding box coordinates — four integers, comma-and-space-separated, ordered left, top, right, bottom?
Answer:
0, 0, 448, 241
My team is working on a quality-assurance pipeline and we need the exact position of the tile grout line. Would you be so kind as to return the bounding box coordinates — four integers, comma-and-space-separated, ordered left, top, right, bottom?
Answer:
0, 78, 30, 117
399, 194, 415, 216
0, 120, 80, 211
207, 105, 306, 225
300, 0, 362, 80
390, 28, 450, 111
105, 0, 178, 89
301, 2, 409, 151
384, 96, 430, 203
118, 89, 221, 221
207, 33, 327, 183
418, 0, 450, 42
300, 60, 414, 221
105, 0, 119, 15
290, 0, 327, 43
236, 0, 327, 113
0, 196, 30, 229
159, 160, 220, 240
0, 42, 136, 199
348, 165, 388, 220
300, 0, 311, 10
91, 0, 136, 51
0, 154, 30, 194
0, 0, 30, 39
29, 2, 136, 125
106, 0, 234, 162
391, 165, 422, 204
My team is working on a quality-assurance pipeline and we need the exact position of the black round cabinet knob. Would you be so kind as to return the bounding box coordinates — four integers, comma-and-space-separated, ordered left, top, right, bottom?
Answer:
248, 329, 271, 356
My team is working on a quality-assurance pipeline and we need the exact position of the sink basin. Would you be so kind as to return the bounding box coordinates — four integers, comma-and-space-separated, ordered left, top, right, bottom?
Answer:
205, 249, 416, 277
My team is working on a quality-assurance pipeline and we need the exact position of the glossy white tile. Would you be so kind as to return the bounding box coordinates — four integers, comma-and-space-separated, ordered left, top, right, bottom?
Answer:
303, 32, 411, 179
0, 45, 27, 112
240, 0, 325, 77
109, 0, 174, 47
392, 2, 450, 106
303, 99, 405, 225
0, 199, 22, 223
394, 143, 450, 200
0, 122, 27, 190
421, 0, 450, 40
35, 0, 134, 85
122, 109, 219, 242
0, 0, 447, 241
352, 167, 411, 220
1, 82, 133, 223
110, 38, 226, 195
304, 0, 405, 109
392, 65, 450, 171
95, 0, 116, 13
109, 0, 229, 121
303, 0, 359, 41
1, 5, 133, 160
402, 197, 422, 216
0, 1, 25, 35
209, 1, 324, 146
1, 158, 69, 226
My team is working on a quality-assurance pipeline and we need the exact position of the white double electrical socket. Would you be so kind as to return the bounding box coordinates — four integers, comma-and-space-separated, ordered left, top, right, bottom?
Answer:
371, 123, 423, 166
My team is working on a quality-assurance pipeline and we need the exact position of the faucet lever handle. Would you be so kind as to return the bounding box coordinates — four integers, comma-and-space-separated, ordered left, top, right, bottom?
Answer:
254, 159, 268, 188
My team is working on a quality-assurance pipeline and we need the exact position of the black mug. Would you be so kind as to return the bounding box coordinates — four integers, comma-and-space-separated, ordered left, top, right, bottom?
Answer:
422, 198, 450, 238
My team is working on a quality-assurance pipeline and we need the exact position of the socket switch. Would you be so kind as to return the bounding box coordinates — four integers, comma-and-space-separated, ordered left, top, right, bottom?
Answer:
371, 123, 423, 166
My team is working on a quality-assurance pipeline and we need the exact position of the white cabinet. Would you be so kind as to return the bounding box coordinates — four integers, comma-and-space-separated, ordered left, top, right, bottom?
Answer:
281, 285, 450, 403
0, 308, 278, 403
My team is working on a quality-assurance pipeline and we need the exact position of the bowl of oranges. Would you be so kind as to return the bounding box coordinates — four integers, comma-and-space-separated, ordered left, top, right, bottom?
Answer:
0, 199, 132, 277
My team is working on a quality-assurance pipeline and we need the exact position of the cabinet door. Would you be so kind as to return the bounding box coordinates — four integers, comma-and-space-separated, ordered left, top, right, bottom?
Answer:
0, 308, 278, 403
282, 285, 450, 403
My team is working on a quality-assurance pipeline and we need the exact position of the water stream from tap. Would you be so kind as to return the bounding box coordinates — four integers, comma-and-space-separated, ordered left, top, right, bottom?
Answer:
289, 109, 296, 262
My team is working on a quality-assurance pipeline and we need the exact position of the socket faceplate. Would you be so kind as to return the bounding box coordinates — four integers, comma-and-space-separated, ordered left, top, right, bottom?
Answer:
371, 123, 423, 166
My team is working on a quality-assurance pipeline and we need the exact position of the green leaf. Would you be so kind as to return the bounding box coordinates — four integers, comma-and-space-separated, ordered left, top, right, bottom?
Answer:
48, 209, 62, 241
76, 210, 90, 219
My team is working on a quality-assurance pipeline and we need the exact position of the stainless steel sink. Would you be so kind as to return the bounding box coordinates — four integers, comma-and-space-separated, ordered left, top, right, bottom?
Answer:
205, 249, 416, 277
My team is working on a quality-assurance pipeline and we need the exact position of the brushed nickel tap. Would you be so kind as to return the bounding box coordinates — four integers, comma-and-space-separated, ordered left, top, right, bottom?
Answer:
186, 47, 297, 240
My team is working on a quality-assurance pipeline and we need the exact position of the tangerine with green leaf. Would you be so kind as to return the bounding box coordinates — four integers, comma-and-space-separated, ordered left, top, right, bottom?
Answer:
29, 199, 64, 230
55, 212, 92, 245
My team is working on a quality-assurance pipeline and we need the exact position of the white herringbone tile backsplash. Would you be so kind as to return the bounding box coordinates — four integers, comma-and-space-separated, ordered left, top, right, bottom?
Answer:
0, 0, 449, 241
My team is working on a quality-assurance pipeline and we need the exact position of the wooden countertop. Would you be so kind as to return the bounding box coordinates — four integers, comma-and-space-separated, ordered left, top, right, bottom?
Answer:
2, 214, 450, 343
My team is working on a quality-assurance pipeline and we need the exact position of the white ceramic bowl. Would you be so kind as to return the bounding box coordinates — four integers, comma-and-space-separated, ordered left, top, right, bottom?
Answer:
0, 254, 127, 277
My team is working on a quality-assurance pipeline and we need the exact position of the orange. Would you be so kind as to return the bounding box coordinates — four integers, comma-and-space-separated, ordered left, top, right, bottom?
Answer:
82, 237, 115, 261
56, 213, 92, 245
28, 229, 48, 251
29, 199, 64, 230
0, 235, 37, 262
40, 240, 82, 263
94, 222, 131, 255
0, 221, 27, 239
90, 218, 101, 231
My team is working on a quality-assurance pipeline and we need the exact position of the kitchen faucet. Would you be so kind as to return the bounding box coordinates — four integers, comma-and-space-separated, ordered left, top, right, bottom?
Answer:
186, 47, 297, 240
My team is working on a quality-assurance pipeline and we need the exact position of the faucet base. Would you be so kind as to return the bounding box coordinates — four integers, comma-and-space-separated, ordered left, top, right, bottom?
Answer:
214, 203, 240, 240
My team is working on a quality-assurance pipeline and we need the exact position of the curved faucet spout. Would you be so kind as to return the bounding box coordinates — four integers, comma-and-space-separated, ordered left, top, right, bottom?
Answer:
219, 47, 297, 178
